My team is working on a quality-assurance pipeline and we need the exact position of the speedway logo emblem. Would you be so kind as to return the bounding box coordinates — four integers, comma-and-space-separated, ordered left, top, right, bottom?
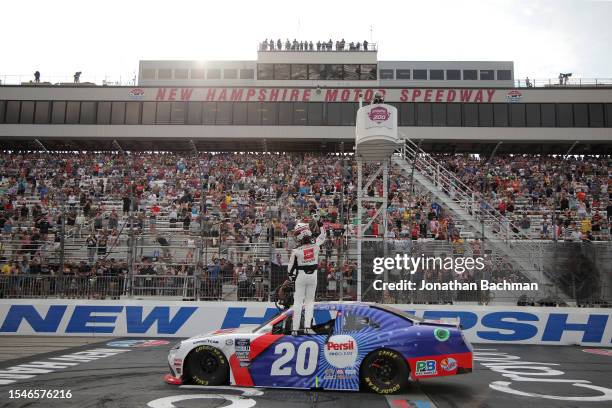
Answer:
440, 357, 457, 372
324, 335, 358, 368
128, 88, 145, 100
416, 360, 437, 376
368, 106, 390, 123
506, 90, 522, 102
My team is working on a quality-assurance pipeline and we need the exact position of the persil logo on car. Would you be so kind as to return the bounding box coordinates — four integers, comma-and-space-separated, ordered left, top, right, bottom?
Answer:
324, 335, 358, 368
326, 339, 355, 351
367, 106, 390, 123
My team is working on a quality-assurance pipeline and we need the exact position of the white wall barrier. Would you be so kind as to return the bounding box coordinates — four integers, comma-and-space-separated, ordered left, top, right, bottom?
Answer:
0, 299, 610, 346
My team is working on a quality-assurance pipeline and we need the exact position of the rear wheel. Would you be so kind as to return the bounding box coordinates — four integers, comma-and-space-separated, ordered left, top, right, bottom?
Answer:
185, 345, 229, 386
360, 349, 410, 394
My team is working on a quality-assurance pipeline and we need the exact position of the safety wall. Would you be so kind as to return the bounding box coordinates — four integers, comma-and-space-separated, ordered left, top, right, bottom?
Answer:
0, 299, 610, 346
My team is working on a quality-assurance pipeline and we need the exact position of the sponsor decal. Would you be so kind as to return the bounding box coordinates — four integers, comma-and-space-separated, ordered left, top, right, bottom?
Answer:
434, 328, 450, 342
506, 90, 522, 102
225, 339, 234, 346
476, 349, 612, 401
128, 88, 145, 100
0, 348, 129, 385
440, 357, 458, 372
368, 106, 390, 123
324, 368, 336, 380
106, 339, 169, 348
194, 339, 219, 345
582, 349, 612, 357
415, 360, 437, 376
1, 303, 610, 346
235, 338, 251, 366
324, 335, 358, 368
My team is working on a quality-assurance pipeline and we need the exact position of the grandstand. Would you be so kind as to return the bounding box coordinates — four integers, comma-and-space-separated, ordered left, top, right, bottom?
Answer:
0, 45, 610, 307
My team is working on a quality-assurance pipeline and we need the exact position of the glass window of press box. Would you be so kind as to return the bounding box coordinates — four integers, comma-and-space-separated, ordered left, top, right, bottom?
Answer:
256, 64, 377, 80
1, 100, 610, 128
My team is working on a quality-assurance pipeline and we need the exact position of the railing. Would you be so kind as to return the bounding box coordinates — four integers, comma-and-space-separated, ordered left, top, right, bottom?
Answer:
397, 138, 525, 241
258, 41, 377, 52
0, 274, 358, 302
0, 74, 136, 86
396, 138, 548, 279
515, 77, 612, 88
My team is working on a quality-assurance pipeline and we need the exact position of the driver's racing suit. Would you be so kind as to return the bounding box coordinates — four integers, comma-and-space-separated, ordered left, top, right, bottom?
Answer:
288, 226, 326, 332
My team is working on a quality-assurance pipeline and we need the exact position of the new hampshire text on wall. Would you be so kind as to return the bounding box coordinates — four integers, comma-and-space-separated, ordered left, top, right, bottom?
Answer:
0, 300, 610, 346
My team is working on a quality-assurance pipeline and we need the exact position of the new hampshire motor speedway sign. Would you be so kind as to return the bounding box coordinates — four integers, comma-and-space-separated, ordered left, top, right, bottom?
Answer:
0, 300, 610, 347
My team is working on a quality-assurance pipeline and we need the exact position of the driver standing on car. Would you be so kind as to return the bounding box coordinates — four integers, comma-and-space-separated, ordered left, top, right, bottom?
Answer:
288, 216, 326, 335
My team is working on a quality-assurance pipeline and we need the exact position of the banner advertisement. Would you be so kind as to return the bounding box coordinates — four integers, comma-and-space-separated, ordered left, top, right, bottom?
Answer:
0, 300, 610, 346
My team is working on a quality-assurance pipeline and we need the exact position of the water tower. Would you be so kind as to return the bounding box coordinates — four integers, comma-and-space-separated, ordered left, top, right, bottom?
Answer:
354, 96, 401, 300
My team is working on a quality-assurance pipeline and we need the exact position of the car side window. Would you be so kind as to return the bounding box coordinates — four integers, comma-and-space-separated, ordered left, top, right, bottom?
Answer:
342, 313, 380, 332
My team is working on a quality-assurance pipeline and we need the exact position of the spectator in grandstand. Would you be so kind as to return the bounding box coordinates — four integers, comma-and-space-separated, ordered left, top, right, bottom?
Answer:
525, 77, 532, 87
363, 40, 369, 50
520, 213, 531, 238
74, 72, 81, 83
276, 39, 282, 50
86, 233, 97, 264
34, 71, 40, 83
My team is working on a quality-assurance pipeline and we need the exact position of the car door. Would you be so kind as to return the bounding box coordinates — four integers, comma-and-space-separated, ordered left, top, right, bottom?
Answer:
246, 308, 335, 389
318, 305, 380, 391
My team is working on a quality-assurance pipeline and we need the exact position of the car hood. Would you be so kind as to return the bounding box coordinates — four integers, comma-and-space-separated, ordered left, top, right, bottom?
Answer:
192, 326, 254, 340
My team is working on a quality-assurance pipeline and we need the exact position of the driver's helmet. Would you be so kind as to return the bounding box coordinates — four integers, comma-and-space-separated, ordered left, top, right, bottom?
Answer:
293, 222, 312, 242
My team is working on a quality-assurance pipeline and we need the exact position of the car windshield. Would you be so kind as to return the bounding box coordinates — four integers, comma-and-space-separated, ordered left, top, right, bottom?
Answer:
371, 304, 424, 323
252, 311, 286, 333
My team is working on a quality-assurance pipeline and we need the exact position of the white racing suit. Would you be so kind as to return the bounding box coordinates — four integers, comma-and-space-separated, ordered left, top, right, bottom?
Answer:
288, 227, 326, 332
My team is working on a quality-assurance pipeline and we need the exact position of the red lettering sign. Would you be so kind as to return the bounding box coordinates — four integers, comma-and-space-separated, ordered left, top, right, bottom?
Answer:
230, 88, 244, 101
168, 88, 177, 101
325, 89, 338, 102
155, 88, 166, 101
180, 88, 193, 101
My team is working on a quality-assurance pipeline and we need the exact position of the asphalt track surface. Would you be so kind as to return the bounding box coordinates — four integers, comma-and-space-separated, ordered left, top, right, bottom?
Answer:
0, 337, 610, 408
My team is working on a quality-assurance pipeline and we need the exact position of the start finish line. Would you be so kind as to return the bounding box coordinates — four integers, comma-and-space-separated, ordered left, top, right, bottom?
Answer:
0, 299, 610, 347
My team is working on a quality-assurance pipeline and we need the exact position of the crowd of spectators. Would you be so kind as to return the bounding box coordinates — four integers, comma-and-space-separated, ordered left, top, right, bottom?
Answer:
439, 154, 611, 241
259, 38, 371, 52
0, 150, 609, 301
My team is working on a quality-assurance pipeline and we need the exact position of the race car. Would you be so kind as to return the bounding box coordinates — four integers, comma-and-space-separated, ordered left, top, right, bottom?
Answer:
165, 302, 472, 394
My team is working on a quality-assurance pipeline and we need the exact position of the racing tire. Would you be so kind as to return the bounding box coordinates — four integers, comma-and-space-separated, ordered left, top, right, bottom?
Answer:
184, 345, 229, 386
360, 348, 410, 394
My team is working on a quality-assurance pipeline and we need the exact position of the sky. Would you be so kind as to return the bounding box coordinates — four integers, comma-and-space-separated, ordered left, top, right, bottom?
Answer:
1, 0, 610, 84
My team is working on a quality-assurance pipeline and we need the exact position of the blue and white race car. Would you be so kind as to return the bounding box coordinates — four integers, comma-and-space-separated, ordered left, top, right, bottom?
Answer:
165, 302, 473, 394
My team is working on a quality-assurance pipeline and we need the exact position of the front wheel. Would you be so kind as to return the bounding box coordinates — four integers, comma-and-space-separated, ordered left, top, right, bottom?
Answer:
360, 349, 410, 394
184, 345, 229, 386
